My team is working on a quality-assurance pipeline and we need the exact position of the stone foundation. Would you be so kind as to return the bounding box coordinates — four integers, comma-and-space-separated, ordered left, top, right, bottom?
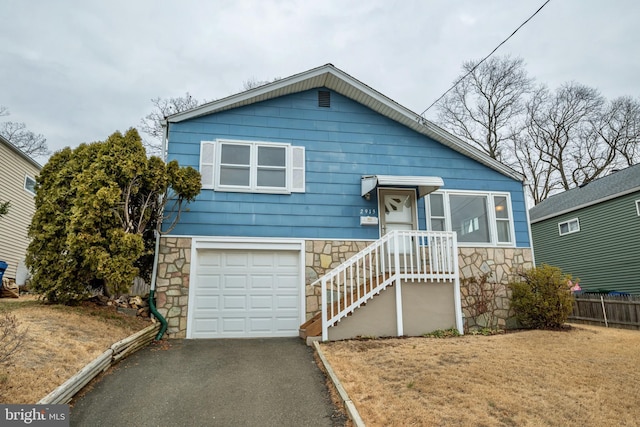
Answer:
155, 237, 191, 338
154, 236, 534, 337
304, 240, 372, 320
458, 247, 534, 331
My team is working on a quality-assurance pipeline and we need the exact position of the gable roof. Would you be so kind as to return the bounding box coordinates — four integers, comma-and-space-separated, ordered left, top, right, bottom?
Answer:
529, 164, 640, 223
165, 64, 524, 183
0, 134, 42, 170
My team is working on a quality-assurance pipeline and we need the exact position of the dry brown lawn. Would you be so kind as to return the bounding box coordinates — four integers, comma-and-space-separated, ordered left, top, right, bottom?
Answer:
0, 295, 150, 404
320, 325, 640, 427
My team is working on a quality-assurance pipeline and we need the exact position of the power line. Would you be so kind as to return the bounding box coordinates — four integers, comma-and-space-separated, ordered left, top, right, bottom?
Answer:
420, 0, 552, 117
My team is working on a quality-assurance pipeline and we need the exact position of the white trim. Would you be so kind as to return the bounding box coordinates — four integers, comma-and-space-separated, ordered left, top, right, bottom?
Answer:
558, 218, 580, 236
524, 182, 536, 265
425, 189, 516, 247
635, 199, 640, 216
362, 175, 443, 198
186, 236, 306, 339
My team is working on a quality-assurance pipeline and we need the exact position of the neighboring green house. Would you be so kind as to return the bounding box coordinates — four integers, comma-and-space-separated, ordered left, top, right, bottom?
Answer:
529, 164, 640, 294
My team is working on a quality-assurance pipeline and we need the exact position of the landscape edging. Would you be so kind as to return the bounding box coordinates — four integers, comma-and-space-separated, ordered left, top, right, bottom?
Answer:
37, 323, 160, 404
313, 341, 366, 427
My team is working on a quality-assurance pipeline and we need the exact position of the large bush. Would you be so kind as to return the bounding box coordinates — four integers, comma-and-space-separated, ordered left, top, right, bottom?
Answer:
26, 128, 201, 304
508, 264, 575, 329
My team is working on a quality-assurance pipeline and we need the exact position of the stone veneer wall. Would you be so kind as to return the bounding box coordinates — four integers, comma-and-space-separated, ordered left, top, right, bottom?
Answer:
155, 236, 534, 337
458, 247, 534, 331
304, 240, 372, 320
155, 237, 191, 338
305, 241, 534, 331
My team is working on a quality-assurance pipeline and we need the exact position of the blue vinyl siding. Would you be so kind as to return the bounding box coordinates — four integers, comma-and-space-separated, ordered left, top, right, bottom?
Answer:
166, 89, 530, 246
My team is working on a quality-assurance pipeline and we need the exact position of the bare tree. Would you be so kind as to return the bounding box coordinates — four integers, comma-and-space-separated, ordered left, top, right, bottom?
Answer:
437, 56, 640, 204
139, 93, 204, 156
436, 56, 533, 162
601, 96, 640, 167
242, 76, 281, 91
515, 84, 640, 204
0, 106, 49, 159
0, 121, 49, 158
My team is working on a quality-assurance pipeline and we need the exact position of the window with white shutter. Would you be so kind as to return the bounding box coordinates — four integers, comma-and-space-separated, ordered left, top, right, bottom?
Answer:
199, 140, 305, 194
200, 141, 216, 189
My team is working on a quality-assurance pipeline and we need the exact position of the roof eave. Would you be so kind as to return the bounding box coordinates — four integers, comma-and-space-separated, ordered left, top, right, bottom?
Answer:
0, 135, 42, 170
530, 185, 640, 223
167, 64, 525, 183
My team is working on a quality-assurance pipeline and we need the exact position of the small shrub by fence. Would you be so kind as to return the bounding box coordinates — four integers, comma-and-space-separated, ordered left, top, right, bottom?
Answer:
570, 293, 640, 330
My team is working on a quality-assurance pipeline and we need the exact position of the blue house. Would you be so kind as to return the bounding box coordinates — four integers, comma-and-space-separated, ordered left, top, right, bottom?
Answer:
155, 64, 534, 340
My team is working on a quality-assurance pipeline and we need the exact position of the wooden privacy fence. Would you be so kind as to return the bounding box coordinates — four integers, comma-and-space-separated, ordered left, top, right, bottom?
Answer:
570, 294, 640, 330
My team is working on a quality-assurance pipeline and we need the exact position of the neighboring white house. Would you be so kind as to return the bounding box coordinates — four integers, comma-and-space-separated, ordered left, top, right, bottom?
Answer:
0, 134, 41, 281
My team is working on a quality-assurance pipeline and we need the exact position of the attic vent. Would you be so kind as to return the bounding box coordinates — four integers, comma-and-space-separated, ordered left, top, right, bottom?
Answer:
318, 90, 331, 108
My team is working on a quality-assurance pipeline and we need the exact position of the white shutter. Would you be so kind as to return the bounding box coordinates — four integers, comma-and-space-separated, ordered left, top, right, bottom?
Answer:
200, 141, 216, 189
290, 146, 305, 193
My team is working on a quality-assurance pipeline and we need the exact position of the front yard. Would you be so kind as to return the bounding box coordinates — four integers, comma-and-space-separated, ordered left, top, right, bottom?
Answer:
0, 296, 150, 403
320, 325, 640, 426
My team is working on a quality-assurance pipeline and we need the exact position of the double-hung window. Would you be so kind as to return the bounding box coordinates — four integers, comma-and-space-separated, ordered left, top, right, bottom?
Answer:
200, 140, 305, 194
426, 191, 515, 246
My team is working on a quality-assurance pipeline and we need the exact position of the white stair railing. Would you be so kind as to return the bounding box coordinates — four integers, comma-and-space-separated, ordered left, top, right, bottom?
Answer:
319, 230, 459, 340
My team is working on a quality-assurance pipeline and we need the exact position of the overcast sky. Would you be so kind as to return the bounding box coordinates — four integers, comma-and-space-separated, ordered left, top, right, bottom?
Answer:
2, 0, 639, 163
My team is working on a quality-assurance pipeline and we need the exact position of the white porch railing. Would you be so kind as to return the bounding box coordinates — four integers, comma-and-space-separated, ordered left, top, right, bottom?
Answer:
318, 230, 462, 341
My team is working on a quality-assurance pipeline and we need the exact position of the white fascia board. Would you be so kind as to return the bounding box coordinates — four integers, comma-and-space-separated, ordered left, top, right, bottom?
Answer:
362, 175, 444, 198
167, 65, 336, 123
166, 64, 524, 183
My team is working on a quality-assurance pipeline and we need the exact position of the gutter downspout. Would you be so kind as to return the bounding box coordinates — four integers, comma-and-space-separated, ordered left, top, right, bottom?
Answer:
148, 122, 170, 340
149, 230, 168, 340
523, 180, 536, 266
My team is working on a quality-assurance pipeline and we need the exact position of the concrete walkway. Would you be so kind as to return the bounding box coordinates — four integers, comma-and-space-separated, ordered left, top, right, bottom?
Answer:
70, 338, 345, 426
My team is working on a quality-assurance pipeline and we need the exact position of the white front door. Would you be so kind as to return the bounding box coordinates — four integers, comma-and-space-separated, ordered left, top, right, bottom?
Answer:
379, 189, 418, 236
379, 189, 418, 262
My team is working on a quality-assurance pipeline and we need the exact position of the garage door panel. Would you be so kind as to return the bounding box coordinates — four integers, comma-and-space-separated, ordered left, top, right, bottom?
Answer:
194, 296, 220, 310
195, 275, 221, 290
191, 248, 301, 338
249, 276, 276, 289
249, 317, 273, 332
276, 295, 298, 310
198, 251, 222, 266
193, 319, 218, 334
225, 252, 249, 266
222, 295, 247, 310
222, 317, 246, 333
251, 252, 275, 266
250, 295, 273, 310
276, 276, 298, 290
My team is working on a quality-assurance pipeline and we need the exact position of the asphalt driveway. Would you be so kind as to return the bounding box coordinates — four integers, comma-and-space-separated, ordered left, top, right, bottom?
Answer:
70, 338, 345, 426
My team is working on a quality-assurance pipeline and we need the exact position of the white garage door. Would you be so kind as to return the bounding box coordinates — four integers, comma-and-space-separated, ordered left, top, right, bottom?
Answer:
189, 249, 301, 338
